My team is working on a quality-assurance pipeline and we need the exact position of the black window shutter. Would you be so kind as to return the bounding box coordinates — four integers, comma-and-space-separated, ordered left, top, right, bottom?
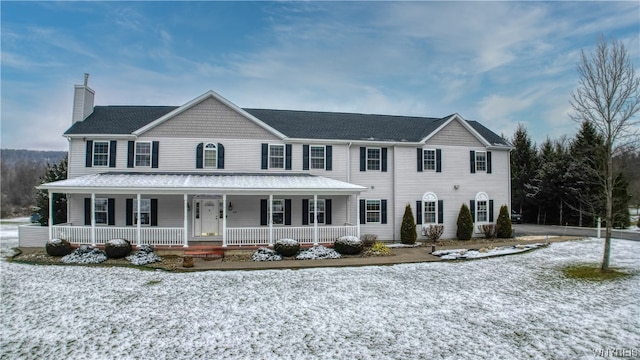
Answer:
217, 143, 225, 169
109, 141, 117, 168
381, 200, 387, 224
438, 200, 444, 224
325, 199, 332, 225
151, 141, 159, 168
285, 144, 292, 170
470, 200, 475, 222
261, 144, 268, 169
196, 143, 203, 169
326, 145, 332, 171
85, 140, 93, 167
151, 199, 158, 226
302, 199, 309, 225
487, 151, 492, 174
416, 201, 422, 225
470, 151, 476, 173
127, 141, 135, 168
108, 198, 115, 226
436, 149, 442, 173
284, 199, 291, 225
260, 199, 268, 225
417, 148, 423, 172
126, 199, 133, 226
360, 147, 366, 171
302, 145, 309, 170
489, 200, 494, 222
359, 199, 366, 224
381, 148, 388, 172
84, 198, 91, 225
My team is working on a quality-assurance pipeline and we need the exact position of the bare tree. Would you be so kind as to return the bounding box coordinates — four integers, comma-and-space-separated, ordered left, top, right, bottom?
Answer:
569, 36, 640, 271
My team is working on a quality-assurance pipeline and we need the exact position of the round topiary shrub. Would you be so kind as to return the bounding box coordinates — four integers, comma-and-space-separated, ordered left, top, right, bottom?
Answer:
274, 238, 300, 257
104, 238, 132, 259
45, 238, 73, 257
334, 235, 363, 255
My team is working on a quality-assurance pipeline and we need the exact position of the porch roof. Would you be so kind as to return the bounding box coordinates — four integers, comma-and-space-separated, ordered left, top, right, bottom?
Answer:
39, 172, 368, 195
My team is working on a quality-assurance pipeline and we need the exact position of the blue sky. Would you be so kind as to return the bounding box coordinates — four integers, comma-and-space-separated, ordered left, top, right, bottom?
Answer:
2, 1, 638, 151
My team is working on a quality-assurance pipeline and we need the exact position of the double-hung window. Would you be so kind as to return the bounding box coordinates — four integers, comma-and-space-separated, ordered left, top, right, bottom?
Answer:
133, 199, 151, 226
423, 149, 436, 171
271, 199, 285, 225
367, 148, 381, 171
94, 198, 108, 225
204, 143, 217, 168
476, 200, 488, 222
269, 145, 285, 169
93, 141, 109, 167
475, 151, 487, 172
366, 200, 381, 223
135, 142, 152, 167
424, 201, 437, 224
310, 146, 325, 169
308, 199, 325, 224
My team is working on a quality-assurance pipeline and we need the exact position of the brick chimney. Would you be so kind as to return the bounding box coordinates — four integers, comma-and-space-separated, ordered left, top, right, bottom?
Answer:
72, 73, 95, 123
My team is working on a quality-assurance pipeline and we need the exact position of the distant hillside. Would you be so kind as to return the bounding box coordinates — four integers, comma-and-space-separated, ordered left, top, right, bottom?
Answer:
1, 149, 68, 218
1, 149, 67, 165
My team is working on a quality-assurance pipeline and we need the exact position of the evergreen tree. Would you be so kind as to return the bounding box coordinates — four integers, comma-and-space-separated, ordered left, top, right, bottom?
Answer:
612, 172, 631, 229
456, 203, 473, 240
400, 203, 417, 244
35, 156, 68, 226
510, 123, 538, 222
496, 204, 512, 238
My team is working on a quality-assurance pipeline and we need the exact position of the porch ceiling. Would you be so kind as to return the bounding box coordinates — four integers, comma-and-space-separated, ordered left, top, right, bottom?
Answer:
38, 172, 368, 195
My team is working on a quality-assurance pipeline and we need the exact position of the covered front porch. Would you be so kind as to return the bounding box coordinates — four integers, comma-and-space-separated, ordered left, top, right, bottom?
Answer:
39, 172, 367, 247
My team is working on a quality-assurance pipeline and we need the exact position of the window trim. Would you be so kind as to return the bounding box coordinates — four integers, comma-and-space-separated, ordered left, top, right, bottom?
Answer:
269, 144, 285, 169
270, 198, 285, 225
308, 199, 326, 225
133, 199, 151, 226
475, 151, 487, 172
423, 149, 436, 171
134, 141, 152, 167
203, 142, 218, 168
94, 198, 108, 225
93, 141, 110, 167
309, 145, 326, 170
365, 199, 381, 224
366, 147, 381, 171
475, 192, 490, 224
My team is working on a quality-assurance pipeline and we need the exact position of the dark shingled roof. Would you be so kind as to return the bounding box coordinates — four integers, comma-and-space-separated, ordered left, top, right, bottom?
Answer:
64, 105, 508, 145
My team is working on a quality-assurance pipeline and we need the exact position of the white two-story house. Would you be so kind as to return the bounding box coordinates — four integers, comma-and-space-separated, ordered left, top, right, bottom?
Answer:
26, 78, 511, 247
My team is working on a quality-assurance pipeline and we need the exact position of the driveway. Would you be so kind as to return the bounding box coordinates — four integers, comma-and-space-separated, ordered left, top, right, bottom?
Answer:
513, 224, 640, 242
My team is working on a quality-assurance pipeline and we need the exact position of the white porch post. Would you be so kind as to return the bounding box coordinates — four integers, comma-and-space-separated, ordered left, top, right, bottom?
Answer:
222, 194, 227, 247
48, 190, 53, 240
313, 194, 318, 245
269, 194, 273, 246
356, 194, 361, 239
136, 193, 141, 246
183, 194, 188, 247
91, 193, 96, 246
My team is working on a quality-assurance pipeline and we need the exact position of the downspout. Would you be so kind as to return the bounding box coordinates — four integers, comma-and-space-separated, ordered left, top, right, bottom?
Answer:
392, 145, 397, 241
347, 142, 352, 225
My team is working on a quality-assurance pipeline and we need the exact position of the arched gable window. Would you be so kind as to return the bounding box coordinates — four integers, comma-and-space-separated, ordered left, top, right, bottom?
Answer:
204, 143, 217, 168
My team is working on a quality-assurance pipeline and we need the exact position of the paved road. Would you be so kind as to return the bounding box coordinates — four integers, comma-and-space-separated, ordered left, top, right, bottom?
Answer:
513, 224, 640, 242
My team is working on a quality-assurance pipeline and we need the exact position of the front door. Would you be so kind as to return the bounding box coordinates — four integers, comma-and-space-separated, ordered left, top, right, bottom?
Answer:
193, 199, 221, 236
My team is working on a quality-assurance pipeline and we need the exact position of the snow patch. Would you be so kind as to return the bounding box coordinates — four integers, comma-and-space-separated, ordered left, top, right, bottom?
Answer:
126, 245, 161, 265
252, 247, 282, 262
433, 243, 546, 260
275, 238, 298, 246
61, 245, 107, 264
296, 245, 341, 260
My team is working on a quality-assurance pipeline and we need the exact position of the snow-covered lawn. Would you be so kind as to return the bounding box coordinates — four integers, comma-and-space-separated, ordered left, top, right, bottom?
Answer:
1, 223, 639, 359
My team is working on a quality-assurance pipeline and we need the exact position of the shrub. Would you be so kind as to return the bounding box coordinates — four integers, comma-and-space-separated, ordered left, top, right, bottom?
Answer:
274, 238, 300, 257
252, 247, 282, 262
422, 225, 444, 242
481, 224, 496, 239
61, 245, 107, 264
496, 205, 513, 238
45, 238, 73, 257
296, 245, 341, 260
360, 234, 378, 248
400, 203, 417, 245
334, 235, 363, 255
365, 242, 392, 256
456, 203, 474, 240
104, 238, 132, 259
126, 245, 162, 265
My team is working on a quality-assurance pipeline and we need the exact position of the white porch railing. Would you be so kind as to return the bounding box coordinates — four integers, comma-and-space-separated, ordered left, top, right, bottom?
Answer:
52, 225, 184, 246
226, 226, 358, 246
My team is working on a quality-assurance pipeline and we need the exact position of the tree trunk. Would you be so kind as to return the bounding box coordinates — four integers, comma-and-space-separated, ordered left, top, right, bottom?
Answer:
602, 140, 613, 272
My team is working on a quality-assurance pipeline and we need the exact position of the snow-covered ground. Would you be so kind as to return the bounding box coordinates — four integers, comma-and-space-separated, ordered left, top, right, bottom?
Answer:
1, 222, 638, 360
